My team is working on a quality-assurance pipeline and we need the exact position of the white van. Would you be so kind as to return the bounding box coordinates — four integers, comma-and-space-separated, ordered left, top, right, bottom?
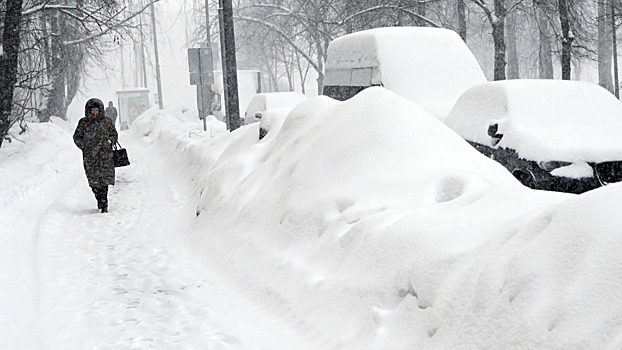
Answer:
211, 70, 261, 123
243, 91, 307, 125
322, 27, 487, 121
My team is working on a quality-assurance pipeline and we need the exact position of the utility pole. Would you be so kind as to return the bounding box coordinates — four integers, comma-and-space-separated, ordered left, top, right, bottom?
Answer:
151, 3, 164, 109
140, 0, 148, 88
199, 0, 214, 131
612, 0, 620, 99
218, 0, 240, 130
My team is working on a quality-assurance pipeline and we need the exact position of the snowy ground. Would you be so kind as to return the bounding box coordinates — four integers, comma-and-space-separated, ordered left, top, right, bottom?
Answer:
0, 120, 316, 349
3, 87, 622, 349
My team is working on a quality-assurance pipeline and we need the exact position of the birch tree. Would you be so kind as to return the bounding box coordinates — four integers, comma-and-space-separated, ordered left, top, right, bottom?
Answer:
558, 0, 574, 79
535, 0, 554, 78
506, 8, 520, 78
598, 0, 614, 91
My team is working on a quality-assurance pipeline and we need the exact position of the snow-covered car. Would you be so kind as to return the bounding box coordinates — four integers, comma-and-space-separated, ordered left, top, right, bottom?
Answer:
444, 79, 622, 193
322, 26, 487, 120
257, 107, 291, 140
243, 92, 307, 125
211, 70, 261, 124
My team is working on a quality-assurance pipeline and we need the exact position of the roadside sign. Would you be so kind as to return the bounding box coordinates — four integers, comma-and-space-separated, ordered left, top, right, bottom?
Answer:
188, 48, 214, 85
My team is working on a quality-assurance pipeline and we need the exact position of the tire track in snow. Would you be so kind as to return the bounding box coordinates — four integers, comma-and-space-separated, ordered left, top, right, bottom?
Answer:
0, 144, 83, 350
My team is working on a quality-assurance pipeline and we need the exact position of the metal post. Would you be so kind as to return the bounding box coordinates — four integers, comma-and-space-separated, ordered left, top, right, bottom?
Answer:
199, 87, 207, 131
218, 0, 240, 130
120, 36, 126, 88
218, 1, 229, 126
151, 3, 164, 109
202, 0, 214, 130
205, 0, 212, 40
197, 86, 205, 129
139, 0, 148, 88
612, 0, 620, 99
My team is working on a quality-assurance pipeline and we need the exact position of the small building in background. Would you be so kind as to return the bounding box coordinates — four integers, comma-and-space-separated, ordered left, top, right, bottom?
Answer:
116, 88, 151, 130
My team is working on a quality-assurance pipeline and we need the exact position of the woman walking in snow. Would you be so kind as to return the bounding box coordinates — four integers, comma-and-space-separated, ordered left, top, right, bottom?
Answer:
73, 98, 118, 213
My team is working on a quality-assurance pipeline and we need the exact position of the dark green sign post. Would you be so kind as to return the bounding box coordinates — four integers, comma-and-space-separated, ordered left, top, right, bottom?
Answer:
188, 47, 214, 131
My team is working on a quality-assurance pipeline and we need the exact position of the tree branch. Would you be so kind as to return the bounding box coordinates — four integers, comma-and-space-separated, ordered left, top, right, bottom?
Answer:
235, 14, 321, 73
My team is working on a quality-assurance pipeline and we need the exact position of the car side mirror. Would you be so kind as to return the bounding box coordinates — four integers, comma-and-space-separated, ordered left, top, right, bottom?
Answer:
255, 112, 263, 119
487, 121, 503, 146
487, 122, 499, 137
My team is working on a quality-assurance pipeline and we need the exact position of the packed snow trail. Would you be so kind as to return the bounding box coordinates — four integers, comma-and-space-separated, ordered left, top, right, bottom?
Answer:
5, 132, 319, 350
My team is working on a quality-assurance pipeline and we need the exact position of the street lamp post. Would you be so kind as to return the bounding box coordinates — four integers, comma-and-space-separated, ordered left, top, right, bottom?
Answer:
151, 3, 164, 109
200, 0, 214, 131
218, 0, 240, 131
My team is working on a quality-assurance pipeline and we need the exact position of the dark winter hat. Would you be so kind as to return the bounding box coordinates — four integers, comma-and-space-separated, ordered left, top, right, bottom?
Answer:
85, 98, 105, 116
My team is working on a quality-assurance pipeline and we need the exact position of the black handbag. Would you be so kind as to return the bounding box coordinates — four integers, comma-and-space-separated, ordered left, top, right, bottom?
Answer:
112, 141, 130, 167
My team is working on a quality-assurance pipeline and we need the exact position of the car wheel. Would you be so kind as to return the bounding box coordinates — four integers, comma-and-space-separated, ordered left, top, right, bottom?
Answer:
513, 170, 537, 189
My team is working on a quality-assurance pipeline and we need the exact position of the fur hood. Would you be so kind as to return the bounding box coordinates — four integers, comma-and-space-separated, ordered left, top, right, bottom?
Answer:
84, 98, 105, 117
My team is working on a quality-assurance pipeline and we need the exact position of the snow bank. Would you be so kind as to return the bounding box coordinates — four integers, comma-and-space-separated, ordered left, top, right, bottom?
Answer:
324, 27, 487, 120
0, 118, 85, 348
0, 118, 80, 218
127, 87, 622, 349
445, 79, 622, 162
6, 86, 619, 349
417, 181, 622, 349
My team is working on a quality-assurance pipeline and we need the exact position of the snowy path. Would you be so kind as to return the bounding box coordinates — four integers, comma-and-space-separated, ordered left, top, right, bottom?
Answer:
2, 133, 316, 350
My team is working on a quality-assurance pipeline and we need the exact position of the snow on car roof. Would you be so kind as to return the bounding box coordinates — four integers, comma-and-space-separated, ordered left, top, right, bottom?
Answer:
261, 92, 307, 108
278, 86, 520, 194
445, 79, 622, 163
324, 27, 487, 120
244, 92, 307, 118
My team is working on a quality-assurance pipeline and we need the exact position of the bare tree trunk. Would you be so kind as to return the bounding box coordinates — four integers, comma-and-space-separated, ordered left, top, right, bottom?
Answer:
269, 56, 279, 91
64, 46, 82, 118
396, 0, 407, 25
416, 1, 427, 26
506, 10, 520, 79
44, 13, 68, 121
41, 15, 52, 85
559, 0, 573, 80
492, 0, 507, 80
315, 40, 325, 94
611, 0, 619, 98
536, 2, 554, 78
598, 0, 614, 92
295, 51, 309, 94
458, 0, 467, 41
0, 0, 24, 148
260, 53, 278, 92
281, 47, 295, 91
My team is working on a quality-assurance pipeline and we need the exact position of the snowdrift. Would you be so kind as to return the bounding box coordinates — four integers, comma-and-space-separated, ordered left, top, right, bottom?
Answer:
0, 118, 80, 224
131, 87, 622, 349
